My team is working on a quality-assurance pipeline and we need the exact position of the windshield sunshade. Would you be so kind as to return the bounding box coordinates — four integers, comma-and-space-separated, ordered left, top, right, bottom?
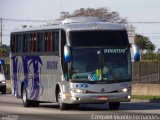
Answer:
69, 30, 129, 47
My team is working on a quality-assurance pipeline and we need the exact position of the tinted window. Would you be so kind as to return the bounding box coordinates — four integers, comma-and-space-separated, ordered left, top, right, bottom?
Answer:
17, 34, 23, 53
52, 31, 59, 52
11, 34, 16, 53
70, 47, 131, 82
30, 33, 37, 52
45, 32, 52, 52
69, 30, 129, 47
37, 32, 45, 52
23, 34, 30, 52
11, 30, 60, 54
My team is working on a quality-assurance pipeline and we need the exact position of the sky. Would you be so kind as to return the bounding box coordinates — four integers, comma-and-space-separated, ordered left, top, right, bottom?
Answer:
0, 0, 160, 49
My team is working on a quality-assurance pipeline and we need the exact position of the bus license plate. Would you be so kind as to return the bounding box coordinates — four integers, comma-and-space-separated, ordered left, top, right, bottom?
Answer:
97, 96, 108, 100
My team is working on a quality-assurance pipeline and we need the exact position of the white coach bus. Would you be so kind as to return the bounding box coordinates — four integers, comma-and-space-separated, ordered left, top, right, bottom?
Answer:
10, 17, 140, 110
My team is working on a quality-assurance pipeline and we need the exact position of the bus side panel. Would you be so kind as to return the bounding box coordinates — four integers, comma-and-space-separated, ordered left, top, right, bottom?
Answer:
10, 54, 62, 102
38, 56, 62, 102
10, 55, 23, 99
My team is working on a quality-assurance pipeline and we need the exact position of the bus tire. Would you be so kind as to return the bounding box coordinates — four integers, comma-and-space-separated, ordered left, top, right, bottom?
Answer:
57, 90, 68, 110
70, 104, 79, 109
31, 100, 40, 107
108, 102, 120, 110
22, 87, 32, 107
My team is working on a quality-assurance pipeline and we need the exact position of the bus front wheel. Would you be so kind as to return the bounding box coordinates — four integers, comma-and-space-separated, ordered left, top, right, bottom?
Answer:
108, 102, 120, 110
57, 90, 68, 110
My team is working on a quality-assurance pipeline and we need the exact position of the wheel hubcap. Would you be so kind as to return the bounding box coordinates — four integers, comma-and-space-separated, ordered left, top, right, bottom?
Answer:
23, 89, 26, 103
58, 92, 62, 106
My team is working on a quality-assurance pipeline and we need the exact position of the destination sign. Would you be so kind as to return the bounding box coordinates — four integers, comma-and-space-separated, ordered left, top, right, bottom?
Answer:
104, 49, 126, 54
46, 61, 58, 70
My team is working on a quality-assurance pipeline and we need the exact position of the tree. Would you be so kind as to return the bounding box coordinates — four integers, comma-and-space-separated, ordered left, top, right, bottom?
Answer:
146, 40, 155, 52
60, 7, 127, 24
0, 44, 10, 57
135, 34, 156, 53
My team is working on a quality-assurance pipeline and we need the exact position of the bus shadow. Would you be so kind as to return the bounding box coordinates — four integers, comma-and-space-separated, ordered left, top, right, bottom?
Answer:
39, 102, 160, 111
78, 103, 160, 111
40, 103, 59, 109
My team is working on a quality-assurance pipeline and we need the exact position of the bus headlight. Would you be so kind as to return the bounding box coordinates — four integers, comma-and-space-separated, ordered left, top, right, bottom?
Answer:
71, 89, 87, 93
122, 88, 128, 92
119, 88, 131, 93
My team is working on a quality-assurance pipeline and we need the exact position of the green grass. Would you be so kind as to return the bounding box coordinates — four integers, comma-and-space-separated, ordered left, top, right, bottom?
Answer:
132, 95, 160, 100
5, 57, 10, 64
6, 80, 11, 94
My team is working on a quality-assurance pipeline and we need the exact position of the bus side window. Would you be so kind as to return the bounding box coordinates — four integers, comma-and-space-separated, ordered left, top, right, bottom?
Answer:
18, 34, 23, 53
15, 35, 18, 53
23, 34, 25, 52
23, 34, 26, 52
44, 32, 47, 52
30, 33, 33, 52
37, 32, 45, 52
11, 34, 15, 53
52, 31, 59, 55
45, 32, 52, 52
26, 34, 30, 52
48, 32, 52, 52
23, 33, 30, 52
30, 33, 37, 52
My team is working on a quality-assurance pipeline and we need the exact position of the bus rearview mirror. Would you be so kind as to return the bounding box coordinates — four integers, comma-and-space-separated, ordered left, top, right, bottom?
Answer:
132, 44, 140, 62
64, 44, 71, 63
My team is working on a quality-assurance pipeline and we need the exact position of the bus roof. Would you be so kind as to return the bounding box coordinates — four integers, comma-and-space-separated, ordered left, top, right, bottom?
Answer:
11, 17, 126, 33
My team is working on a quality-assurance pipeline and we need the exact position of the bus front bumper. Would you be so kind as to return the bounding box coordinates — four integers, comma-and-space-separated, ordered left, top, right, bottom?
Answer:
67, 92, 131, 104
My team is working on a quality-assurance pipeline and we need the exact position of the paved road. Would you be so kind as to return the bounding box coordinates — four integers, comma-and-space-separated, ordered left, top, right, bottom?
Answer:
0, 94, 160, 120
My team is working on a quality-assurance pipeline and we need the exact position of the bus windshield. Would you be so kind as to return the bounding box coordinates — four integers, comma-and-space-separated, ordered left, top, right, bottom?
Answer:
68, 30, 131, 82
70, 47, 131, 82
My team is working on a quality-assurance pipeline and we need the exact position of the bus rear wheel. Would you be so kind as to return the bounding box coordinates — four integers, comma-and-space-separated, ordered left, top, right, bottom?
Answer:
108, 102, 120, 110
57, 90, 68, 110
31, 100, 40, 107
22, 87, 32, 107
22, 87, 40, 107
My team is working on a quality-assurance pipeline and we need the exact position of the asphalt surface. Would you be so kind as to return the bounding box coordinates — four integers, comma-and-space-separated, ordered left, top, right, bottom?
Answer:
0, 94, 160, 120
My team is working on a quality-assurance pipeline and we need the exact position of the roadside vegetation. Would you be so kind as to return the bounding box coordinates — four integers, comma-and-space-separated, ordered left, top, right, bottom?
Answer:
132, 95, 160, 100
6, 80, 11, 94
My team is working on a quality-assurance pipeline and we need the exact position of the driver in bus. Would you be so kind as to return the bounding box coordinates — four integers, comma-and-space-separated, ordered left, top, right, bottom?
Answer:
103, 63, 114, 80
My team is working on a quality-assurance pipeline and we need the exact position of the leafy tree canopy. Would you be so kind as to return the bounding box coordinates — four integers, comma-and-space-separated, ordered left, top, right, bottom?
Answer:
60, 7, 127, 24
135, 34, 156, 52
0, 44, 10, 57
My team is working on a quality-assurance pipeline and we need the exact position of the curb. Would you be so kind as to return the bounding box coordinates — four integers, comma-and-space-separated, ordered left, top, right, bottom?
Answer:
131, 99, 150, 103
131, 99, 160, 103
